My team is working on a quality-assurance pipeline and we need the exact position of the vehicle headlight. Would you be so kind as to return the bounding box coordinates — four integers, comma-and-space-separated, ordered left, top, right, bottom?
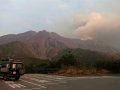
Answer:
13, 71, 16, 74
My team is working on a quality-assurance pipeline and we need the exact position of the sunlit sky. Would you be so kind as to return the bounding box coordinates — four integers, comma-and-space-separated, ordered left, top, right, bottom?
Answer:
0, 0, 120, 38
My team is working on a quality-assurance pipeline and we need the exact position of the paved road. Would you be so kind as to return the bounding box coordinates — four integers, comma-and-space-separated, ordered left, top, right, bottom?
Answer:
0, 74, 120, 90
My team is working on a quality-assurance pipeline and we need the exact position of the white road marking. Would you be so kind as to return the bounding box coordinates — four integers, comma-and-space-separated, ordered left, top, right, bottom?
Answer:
22, 76, 66, 85
32, 74, 65, 80
30, 78, 49, 83
23, 75, 66, 83
5, 81, 26, 88
20, 79, 46, 88
5, 81, 14, 84
23, 74, 120, 82
17, 83, 26, 87
8, 84, 16, 88
13, 83, 21, 88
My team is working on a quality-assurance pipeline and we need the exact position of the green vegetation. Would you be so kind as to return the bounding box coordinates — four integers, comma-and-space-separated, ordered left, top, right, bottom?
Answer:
50, 49, 120, 74
0, 42, 120, 75
24, 48, 120, 74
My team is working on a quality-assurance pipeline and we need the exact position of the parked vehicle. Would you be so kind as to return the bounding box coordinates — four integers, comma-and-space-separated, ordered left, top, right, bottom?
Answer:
0, 58, 24, 81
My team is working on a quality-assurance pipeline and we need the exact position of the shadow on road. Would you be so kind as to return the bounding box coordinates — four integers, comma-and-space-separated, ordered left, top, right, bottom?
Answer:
0, 76, 3, 81
0, 76, 17, 81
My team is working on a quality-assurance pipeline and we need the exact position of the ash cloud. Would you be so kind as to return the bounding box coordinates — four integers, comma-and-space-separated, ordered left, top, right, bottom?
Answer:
74, 12, 103, 40
56, 12, 120, 49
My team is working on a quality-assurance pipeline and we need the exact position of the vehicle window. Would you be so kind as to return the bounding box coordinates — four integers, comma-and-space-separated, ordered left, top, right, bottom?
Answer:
12, 64, 16, 69
16, 64, 23, 68
6, 64, 10, 68
1, 64, 6, 68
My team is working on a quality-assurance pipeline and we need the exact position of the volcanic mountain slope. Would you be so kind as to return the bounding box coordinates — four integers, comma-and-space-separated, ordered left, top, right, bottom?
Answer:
0, 31, 69, 59
0, 41, 34, 59
0, 30, 119, 59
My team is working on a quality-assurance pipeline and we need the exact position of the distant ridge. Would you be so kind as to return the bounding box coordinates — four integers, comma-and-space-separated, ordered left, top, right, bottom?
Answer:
0, 30, 119, 59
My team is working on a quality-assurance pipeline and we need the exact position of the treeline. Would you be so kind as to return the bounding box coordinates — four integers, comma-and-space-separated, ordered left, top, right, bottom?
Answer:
25, 49, 120, 74
96, 60, 120, 73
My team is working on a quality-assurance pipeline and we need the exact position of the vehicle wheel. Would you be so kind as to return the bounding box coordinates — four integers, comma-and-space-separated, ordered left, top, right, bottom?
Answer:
15, 76, 20, 80
3, 75, 8, 81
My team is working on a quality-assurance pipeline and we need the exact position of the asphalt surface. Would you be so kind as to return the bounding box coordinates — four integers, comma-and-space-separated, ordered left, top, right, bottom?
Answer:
0, 74, 120, 90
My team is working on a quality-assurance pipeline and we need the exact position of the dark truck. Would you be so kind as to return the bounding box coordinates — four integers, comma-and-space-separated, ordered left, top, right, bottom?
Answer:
0, 58, 24, 81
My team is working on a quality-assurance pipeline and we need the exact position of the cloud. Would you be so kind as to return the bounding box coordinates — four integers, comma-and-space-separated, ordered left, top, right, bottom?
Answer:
59, 3, 71, 9
54, 12, 120, 48
1, 0, 120, 49
0, 0, 72, 35
54, 12, 103, 38
0, 11, 32, 35
74, 12, 103, 40
73, 12, 120, 41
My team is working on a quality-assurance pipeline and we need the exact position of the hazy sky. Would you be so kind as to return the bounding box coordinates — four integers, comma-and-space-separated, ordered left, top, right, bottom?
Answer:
0, 0, 120, 48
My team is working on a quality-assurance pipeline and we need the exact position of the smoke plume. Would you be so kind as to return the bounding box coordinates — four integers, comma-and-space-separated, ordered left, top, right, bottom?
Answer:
56, 12, 120, 49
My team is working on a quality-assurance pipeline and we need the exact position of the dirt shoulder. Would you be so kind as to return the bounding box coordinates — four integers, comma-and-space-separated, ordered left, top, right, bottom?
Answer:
55, 66, 110, 76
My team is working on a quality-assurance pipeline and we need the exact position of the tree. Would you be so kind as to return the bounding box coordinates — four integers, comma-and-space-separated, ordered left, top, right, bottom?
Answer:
56, 51, 77, 68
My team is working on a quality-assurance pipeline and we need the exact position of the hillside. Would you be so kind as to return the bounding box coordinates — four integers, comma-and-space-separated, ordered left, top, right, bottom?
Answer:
0, 40, 120, 74
0, 30, 119, 59
23, 48, 120, 74
51, 48, 120, 75
53, 48, 112, 63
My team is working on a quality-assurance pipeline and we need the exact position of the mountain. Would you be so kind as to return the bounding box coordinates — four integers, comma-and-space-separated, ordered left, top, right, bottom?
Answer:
0, 41, 34, 58
0, 30, 119, 59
